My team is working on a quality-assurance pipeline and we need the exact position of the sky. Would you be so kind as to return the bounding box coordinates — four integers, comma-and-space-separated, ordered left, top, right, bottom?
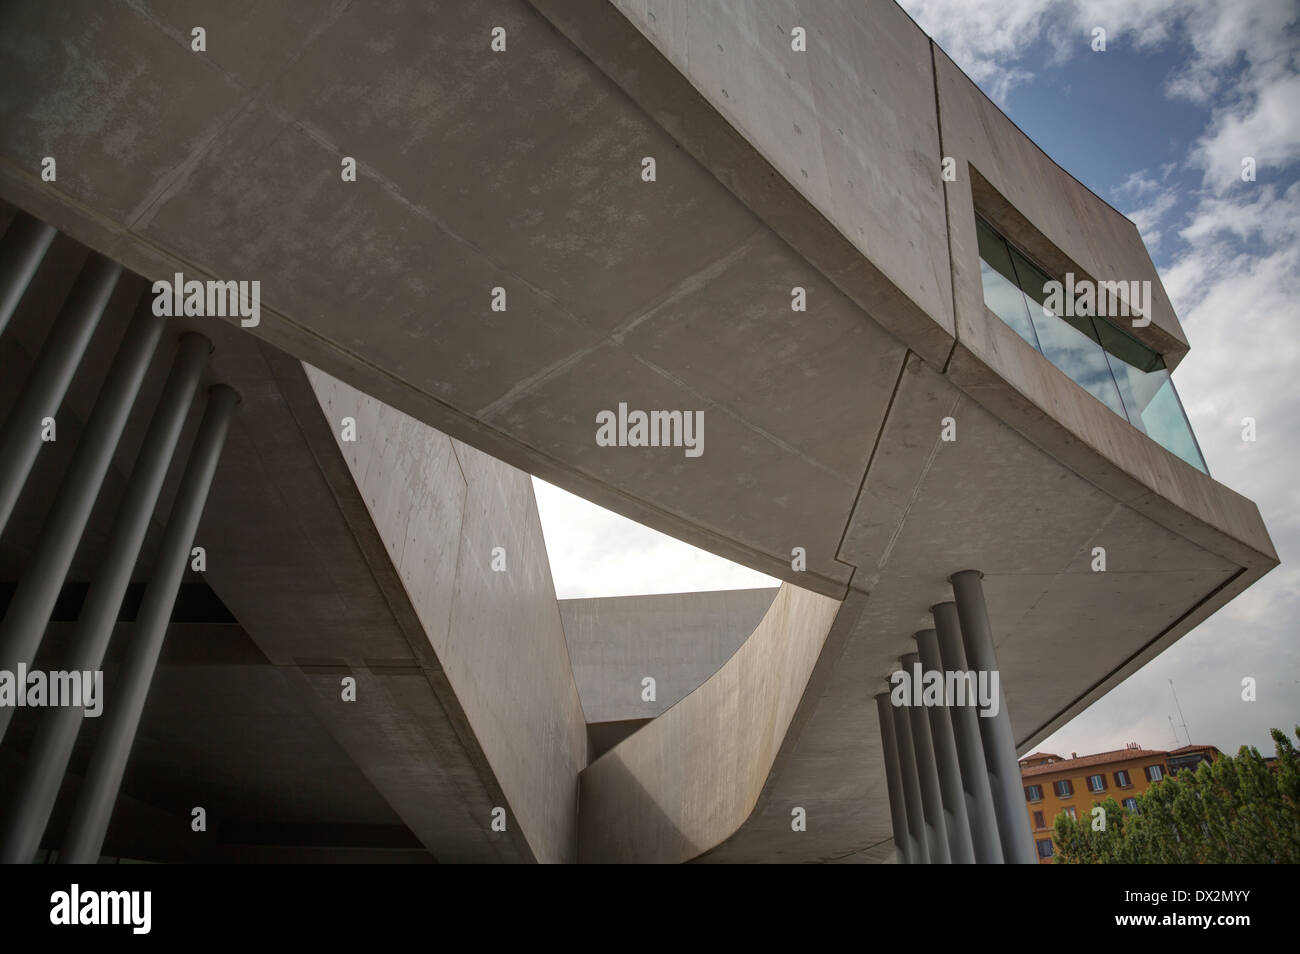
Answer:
534, 0, 1299, 758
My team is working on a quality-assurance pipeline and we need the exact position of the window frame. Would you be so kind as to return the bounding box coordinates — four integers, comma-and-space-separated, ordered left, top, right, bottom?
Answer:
972, 214, 1209, 473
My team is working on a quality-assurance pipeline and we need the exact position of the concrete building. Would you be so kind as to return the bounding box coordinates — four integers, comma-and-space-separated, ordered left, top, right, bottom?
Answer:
1020, 744, 1222, 863
0, 0, 1277, 863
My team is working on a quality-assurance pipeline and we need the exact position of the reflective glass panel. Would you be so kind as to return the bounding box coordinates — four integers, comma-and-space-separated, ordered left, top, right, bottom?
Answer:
1011, 248, 1128, 420
1093, 319, 1209, 473
1141, 376, 1207, 472
976, 219, 1041, 350
973, 217, 1208, 474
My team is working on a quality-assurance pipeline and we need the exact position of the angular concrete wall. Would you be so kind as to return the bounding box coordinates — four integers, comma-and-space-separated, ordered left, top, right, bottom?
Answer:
601, 0, 953, 358
305, 366, 588, 864
933, 46, 1187, 364
596, 0, 1188, 365
560, 587, 778, 723
927, 45, 1276, 572
577, 582, 840, 863
537, 0, 954, 369
570, 1, 1272, 578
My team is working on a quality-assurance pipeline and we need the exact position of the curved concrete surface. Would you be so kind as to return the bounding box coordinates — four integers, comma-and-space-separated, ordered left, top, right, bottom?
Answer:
577, 582, 840, 863
559, 587, 779, 723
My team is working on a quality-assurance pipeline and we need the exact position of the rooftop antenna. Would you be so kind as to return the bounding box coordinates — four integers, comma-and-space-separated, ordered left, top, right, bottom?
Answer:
1168, 715, 1180, 747
1169, 680, 1191, 745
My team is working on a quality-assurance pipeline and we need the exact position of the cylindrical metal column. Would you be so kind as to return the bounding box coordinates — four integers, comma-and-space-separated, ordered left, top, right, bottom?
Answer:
914, 630, 977, 863
0, 334, 210, 863
875, 692, 915, 864
0, 212, 57, 336
901, 652, 951, 864
932, 601, 1003, 863
0, 299, 164, 741
890, 682, 929, 864
0, 254, 121, 535
950, 569, 1037, 864
59, 385, 239, 864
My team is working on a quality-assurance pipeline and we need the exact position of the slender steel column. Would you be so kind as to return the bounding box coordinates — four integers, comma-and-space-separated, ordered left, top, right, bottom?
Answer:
0, 334, 210, 863
59, 385, 238, 864
933, 601, 1003, 862
913, 630, 977, 863
901, 652, 951, 864
890, 681, 929, 864
0, 212, 57, 336
0, 254, 121, 535
950, 570, 1037, 864
875, 692, 915, 864
0, 299, 164, 742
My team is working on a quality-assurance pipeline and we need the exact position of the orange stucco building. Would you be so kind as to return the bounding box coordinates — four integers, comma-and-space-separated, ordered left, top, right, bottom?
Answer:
1020, 743, 1219, 862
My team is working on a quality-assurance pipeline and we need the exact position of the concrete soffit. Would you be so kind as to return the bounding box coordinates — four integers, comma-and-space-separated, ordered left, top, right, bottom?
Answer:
524, 0, 956, 374
527, 0, 1277, 589
528, 0, 1277, 781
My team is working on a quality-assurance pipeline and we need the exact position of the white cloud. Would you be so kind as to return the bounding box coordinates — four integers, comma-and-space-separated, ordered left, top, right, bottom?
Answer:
899, 0, 1300, 756
1123, 185, 1179, 248
1177, 182, 1300, 245
1192, 73, 1300, 192
901, 0, 1184, 102
899, 0, 1299, 143
1114, 170, 1161, 198
532, 477, 778, 599
901, 0, 1059, 102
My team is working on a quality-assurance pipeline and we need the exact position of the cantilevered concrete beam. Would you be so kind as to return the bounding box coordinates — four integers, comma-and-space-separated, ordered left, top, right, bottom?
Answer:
0, 0, 1279, 864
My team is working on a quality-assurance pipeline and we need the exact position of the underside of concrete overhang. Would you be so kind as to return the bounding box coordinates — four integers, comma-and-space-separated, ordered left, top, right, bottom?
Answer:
0, 0, 1279, 864
702, 357, 1268, 862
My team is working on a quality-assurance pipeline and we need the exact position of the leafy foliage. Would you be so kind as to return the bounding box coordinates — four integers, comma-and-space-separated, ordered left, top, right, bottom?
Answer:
1052, 726, 1300, 863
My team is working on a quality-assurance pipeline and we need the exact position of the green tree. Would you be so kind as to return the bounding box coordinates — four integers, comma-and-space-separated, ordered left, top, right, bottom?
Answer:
1051, 796, 1127, 863
1052, 726, 1300, 863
